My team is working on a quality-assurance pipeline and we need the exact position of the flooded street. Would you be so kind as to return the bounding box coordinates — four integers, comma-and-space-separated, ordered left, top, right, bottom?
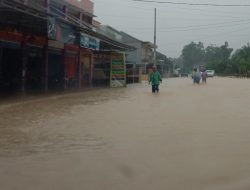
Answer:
1, 77, 250, 190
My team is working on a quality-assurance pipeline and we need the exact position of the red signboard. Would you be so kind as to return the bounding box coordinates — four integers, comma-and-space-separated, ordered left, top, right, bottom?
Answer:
0, 31, 46, 46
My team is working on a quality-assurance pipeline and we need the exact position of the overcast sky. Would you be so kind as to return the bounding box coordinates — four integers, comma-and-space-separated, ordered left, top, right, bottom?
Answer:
91, 0, 250, 58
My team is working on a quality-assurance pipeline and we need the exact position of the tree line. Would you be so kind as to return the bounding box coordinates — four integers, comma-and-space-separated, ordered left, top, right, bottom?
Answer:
177, 41, 250, 77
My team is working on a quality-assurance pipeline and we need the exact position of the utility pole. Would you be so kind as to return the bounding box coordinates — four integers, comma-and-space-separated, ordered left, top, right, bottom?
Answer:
153, 8, 157, 67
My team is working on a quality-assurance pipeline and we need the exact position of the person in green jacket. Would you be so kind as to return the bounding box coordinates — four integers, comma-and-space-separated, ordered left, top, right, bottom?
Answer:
149, 66, 162, 93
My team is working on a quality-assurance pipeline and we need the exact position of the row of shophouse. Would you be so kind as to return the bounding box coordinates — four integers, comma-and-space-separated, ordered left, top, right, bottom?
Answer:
0, 0, 170, 95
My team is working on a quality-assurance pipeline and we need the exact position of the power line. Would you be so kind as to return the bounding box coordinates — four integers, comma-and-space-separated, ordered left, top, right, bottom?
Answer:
154, 5, 249, 19
158, 21, 250, 33
151, 25, 250, 46
116, 19, 250, 34
198, 26, 250, 40
95, 3, 249, 21
109, 18, 250, 30
132, 0, 250, 7
163, 19, 250, 30
94, 1, 250, 22
125, 24, 250, 47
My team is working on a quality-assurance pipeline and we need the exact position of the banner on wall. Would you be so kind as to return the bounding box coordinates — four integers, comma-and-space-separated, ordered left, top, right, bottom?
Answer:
80, 33, 100, 50
110, 52, 126, 88
56, 22, 78, 45
48, 19, 78, 45
48, 17, 56, 40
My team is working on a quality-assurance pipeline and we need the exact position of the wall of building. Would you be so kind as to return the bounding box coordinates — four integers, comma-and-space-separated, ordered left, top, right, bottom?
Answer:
65, 0, 94, 14
141, 44, 153, 64
125, 42, 141, 65
121, 33, 141, 65
98, 26, 123, 42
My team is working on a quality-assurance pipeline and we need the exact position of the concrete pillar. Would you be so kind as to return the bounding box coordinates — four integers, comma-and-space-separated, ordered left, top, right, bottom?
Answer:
79, 12, 83, 26
45, 0, 50, 13
133, 63, 135, 84
90, 54, 93, 86
43, 45, 48, 91
21, 44, 28, 94
63, 49, 67, 90
63, 5, 68, 19
78, 50, 82, 89
23, 0, 28, 5
0, 46, 3, 79
139, 67, 142, 83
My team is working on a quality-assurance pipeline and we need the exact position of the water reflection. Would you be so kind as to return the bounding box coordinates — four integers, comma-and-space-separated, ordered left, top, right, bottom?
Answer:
0, 87, 130, 157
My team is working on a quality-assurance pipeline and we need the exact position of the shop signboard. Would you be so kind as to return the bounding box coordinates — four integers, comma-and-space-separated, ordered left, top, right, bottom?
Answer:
48, 17, 56, 40
55, 22, 78, 45
48, 19, 78, 45
110, 52, 126, 88
48, 40, 64, 49
80, 33, 100, 50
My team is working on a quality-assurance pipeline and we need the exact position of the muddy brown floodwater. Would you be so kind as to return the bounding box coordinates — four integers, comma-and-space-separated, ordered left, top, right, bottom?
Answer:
1, 77, 250, 190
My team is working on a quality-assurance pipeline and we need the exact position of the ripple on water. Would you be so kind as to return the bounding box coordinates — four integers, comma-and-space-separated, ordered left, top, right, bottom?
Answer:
0, 131, 111, 158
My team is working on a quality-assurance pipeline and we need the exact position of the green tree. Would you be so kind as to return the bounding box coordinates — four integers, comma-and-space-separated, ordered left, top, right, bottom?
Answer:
231, 44, 250, 77
204, 42, 233, 74
182, 42, 205, 72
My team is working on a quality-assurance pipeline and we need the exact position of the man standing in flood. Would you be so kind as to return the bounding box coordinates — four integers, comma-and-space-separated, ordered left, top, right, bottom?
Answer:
192, 68, 201, 85
149, 65, 162, 93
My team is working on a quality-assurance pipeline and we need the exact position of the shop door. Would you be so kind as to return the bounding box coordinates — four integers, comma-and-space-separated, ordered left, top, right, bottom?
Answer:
48, 53, 64, 90
26, 47, 43, 91
81, 56, 91, 87
0, 48, 22, 93
65, 54, 77, 88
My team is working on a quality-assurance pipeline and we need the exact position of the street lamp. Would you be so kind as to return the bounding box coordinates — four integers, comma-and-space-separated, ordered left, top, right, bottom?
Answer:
153, 8, 156, 67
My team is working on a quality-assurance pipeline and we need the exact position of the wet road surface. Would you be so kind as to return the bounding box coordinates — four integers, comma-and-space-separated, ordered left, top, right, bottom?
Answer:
1, 77, 250, 190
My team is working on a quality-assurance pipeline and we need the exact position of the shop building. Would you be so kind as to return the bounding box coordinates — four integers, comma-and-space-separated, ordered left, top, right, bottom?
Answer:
0, 0, 134, 95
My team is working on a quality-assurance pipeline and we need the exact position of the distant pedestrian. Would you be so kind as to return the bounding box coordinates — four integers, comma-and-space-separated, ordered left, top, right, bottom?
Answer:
192, 68, 201, 84
149, 66, 162, 93
201, 70, 207, 84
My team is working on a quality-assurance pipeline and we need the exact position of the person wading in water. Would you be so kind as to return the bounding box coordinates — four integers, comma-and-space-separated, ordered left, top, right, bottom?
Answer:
149, 65, 162, 93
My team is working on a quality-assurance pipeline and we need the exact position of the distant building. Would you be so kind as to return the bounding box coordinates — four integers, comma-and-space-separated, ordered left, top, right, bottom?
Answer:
120, 32, 154, 79
98, 25, 123, 44
97, 26, 169, 81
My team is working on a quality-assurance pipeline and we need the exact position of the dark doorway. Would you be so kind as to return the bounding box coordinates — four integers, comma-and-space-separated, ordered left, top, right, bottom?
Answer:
81, 56, 92, 87
48, 51, 64, 90
0, 48, 22, 94
92, 53, 110, 86
26, 47, 44, 91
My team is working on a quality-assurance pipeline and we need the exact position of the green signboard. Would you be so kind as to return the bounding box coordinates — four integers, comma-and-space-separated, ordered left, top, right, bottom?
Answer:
110, 52, 126, 88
